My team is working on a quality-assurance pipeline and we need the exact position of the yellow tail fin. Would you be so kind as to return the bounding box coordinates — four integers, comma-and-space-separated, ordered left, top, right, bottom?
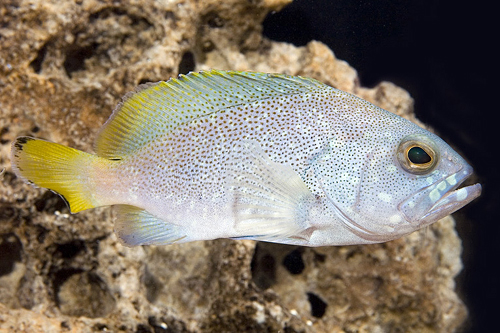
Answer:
11, 137, 99, 213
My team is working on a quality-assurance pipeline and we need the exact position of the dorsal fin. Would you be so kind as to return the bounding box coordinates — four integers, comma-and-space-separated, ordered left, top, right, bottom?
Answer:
94, 70, 327, 159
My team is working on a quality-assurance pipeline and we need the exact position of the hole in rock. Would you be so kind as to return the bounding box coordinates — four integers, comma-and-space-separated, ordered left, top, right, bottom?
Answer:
164, 10, 177, 21
138, 78, 154, 85
282, 248, 305, 274
314, 251, 326, 263
53, 268, 83, 302
89, 7, 126, 21
204, 11, 225, 28
250, 243, 276, 289
34, 191, 68, 213
0, 233, 23, 277
93, 323, 109, 331
30, 43, 47, 73
135, 323, 151, 333
60, 321, 71, 330
178, 51, 195, 75
55, 240, 85, 259
36, 225, 49, 244
0, 127, 9, 145
63, 43, 98, 78
55, 270, 116, 318
143, 266, 163, 303
0, 205, 17, 222
307, 292, 327, 318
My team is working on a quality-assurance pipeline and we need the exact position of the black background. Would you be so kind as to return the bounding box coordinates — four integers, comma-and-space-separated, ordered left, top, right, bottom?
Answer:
263, 1, 496, 331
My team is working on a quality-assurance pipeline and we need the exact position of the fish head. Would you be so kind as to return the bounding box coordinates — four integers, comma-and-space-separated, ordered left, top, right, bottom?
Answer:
394, 133, 481, 229
313, 118, 481, 243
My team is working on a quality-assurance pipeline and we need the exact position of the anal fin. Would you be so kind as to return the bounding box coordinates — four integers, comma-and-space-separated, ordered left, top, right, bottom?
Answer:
114, 205, 186, 246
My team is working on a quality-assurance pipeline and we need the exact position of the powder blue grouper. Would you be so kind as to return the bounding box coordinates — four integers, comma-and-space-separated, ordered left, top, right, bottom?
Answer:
11, 70, 481, 247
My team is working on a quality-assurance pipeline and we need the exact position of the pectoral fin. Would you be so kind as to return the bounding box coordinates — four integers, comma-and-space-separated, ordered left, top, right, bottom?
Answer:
228, 140, 315, 243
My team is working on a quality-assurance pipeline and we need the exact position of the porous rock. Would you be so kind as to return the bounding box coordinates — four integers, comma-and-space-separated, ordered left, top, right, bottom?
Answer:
0, 0, 466, 331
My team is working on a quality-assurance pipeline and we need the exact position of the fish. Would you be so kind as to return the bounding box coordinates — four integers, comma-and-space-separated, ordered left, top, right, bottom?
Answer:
10, 70, 481, 247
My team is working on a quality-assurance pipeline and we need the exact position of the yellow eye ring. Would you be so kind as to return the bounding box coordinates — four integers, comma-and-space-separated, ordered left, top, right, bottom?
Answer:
397, 135, 438, 175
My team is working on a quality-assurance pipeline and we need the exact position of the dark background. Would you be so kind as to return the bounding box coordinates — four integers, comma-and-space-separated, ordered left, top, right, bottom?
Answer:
263, 1, 496, 331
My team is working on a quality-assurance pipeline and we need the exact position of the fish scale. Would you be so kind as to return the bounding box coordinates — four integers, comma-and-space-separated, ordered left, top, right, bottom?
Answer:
11, 70, 481, 247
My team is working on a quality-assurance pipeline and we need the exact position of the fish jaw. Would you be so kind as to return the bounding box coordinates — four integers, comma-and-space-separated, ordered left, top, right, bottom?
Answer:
399, 165, 481, 226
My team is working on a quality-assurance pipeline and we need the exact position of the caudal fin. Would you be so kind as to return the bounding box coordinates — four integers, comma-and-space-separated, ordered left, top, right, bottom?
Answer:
11, 137, 100, 213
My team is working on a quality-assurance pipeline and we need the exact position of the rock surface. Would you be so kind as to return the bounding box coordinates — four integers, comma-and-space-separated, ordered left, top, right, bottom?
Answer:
0, 0, 467, 331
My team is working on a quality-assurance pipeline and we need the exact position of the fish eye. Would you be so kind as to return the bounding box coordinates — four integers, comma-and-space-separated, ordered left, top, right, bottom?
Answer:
407, 146, 431, 164
397, 135, 438, 175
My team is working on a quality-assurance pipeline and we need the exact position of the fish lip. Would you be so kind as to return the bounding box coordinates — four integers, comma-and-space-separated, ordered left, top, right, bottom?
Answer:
400, 165, 481, 226
420, 183, 481, 225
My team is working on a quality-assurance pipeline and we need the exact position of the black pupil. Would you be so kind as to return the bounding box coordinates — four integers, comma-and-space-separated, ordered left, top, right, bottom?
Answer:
408, 146, 431, 164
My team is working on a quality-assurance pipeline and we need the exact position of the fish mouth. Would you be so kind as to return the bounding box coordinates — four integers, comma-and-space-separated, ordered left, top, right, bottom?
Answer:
400, 165, 481, 226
